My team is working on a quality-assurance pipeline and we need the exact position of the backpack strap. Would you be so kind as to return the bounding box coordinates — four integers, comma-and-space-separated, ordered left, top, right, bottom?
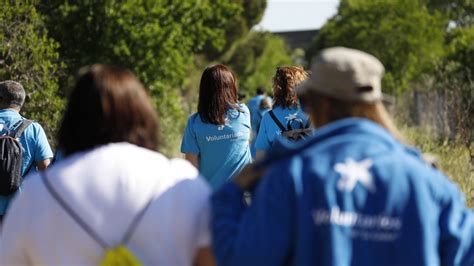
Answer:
41, 172, 109, 249
120, 189, 157, 245
10, 120, 34, 177
41, 171, 158, 248
10, 120, 33, 139
269, 110, 286, 132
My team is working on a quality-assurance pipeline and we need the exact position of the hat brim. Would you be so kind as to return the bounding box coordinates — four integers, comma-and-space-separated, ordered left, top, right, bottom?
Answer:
296, 79, 394, 105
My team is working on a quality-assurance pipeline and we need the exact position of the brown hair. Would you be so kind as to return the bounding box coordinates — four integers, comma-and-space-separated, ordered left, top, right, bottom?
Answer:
272, 66, 309, 108
303, 92, 403, 140
58, 65, 159, 156
198, 64, 239, 125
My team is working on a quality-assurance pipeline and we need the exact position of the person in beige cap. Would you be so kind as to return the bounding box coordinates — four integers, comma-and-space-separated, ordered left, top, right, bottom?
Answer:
211, 47, 474, 266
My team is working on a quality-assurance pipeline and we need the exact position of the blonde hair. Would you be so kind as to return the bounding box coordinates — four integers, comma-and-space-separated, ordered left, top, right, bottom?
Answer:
272, 66, 309, 108
305, 92, 403, 140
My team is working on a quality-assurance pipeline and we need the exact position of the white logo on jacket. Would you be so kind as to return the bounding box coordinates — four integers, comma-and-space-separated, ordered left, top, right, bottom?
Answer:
335, 158, 375, 192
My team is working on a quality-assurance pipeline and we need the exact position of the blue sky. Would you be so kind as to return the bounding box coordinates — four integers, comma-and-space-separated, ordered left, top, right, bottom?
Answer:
255, 0, 340, 32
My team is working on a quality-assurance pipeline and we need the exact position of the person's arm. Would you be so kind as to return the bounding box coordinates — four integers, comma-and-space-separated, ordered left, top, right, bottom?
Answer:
212, 161, 296, 266
437, 174, 474, 265
255, 150, 265, 161
36, 158, 50, 170
32, 123, 53, 171
193, 247, 215, 266
181, 115, 200, 166
185, 153, 199, 168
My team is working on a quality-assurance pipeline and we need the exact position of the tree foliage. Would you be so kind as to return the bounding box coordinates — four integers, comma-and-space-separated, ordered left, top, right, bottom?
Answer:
225, 32, 293, 96
308, 0, 447, 94
37, 0, 247, 155
1, 1, 273, 155
0, 2, 64, 145
203, 0, 267, 58
39, 0, 241, 86
428, 0, 474, 27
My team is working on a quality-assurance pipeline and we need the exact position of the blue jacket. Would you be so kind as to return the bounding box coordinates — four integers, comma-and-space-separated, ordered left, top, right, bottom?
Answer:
212, 118, 474, 266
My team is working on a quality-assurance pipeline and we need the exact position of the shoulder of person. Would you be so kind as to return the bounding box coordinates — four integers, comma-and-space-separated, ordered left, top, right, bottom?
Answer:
272, 106, 286, 114
237, 103, 249, 112
27, 120, 45, 132
186, 113, 201, 126
187, 113, 199, 121
16, 119, 46, 141
166, 158, 211, 193
260, 109, 272, 122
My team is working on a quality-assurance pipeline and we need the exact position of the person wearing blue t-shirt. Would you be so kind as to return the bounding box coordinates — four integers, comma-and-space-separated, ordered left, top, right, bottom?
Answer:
247, 87, 269, 132
255, 66, 310, 160
0, 81, 53, 221
247, 88, 272, 159
181, 64, 252, 189
212, 47, 474, 266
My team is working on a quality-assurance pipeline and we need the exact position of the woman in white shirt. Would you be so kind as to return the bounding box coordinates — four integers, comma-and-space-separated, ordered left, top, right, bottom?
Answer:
0, 65, 214, 266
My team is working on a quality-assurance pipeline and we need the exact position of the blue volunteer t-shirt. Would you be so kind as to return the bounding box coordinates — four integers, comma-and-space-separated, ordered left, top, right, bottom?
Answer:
0, 109, 53, 214
255, 106, 309, 152
181, 104, 252, 189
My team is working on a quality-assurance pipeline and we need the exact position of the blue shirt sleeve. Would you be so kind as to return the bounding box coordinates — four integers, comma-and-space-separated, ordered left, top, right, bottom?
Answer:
32, 123, 53, 162
180, 114, 200, 154
437, 174, 474, 265
239, 104, 251, 128
212, 161, 296, 266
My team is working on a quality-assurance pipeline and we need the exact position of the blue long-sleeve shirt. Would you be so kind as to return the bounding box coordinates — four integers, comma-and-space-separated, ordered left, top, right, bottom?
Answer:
212, 118, 474, 266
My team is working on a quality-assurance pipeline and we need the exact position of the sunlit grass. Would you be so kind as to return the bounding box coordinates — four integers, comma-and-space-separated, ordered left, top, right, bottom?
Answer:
401, 126, 473, 207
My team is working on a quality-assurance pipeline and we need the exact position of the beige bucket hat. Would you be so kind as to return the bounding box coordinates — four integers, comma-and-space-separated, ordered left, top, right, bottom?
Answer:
296, 47, 392, 103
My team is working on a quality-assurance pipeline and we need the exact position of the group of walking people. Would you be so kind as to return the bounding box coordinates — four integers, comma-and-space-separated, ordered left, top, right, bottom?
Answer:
180, 64, 310, 189
0, 47, 473, 265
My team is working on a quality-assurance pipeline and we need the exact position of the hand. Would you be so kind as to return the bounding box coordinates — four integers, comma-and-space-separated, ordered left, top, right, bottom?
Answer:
233, 162, 266, 189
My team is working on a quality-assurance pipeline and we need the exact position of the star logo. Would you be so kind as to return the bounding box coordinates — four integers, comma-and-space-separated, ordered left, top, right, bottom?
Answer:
334, 158, 375, 192
285, 113, 299, 121
217, 117, 232, 131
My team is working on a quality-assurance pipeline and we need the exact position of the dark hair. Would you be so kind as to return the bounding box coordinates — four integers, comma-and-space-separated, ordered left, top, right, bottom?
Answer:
58, 65, 159, 156
0, 80, 26, 107
272, 66, 309, 108
259, 97, 271, 110
197, 64, 239, 124
256, 87, 265, 95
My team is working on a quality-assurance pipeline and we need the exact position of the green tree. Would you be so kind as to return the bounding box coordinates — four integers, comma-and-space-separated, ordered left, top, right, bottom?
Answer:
242, 0, 267, 27
308, 0, 447, 94
0, 2, 64, 146
225, 32, 293, 96
428, 0, 474, 27
203, 0, 267, 59
38, 0, 243, 155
